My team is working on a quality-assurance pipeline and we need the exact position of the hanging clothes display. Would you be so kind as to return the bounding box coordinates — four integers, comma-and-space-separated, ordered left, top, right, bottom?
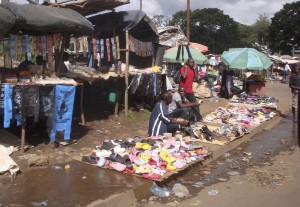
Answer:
15, 36, 21, 61
21, 85, 39, 123
39, 86, 55, 117
41, 36, 47, 60
50, 85, 75, 142
75, 37, 80, 58
12, 85, 23, 126
47, 35, 53, 70
116, 36, 120, 59
83, 36, 88, 57
10, 35, 16, 60
37, 36, 42, 55
100, 39, 105, 59
128, 35, 153, 57
3, 85, 13, 128
31, 36, 37, 54
53, 33, 61, 50
106, 38, 111, 61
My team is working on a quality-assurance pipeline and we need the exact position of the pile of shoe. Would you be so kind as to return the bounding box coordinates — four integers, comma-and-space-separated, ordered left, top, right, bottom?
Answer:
203, 105, 276, 127
81, 136, 210, 180
230, 93, 278, 108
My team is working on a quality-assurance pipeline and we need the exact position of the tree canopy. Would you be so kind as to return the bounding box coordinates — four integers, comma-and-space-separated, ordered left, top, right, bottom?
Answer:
169, 8, 240, 54
268, 1, 300, 54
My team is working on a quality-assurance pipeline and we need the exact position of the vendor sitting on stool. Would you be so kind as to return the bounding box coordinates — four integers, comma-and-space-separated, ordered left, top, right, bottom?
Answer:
148, 91, 189, 137
168, 86, 201, 122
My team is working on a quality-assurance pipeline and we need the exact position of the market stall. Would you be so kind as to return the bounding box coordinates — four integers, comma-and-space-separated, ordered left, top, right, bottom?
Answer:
0, 2, 94, 152
221, 48, 273, 96
84, 10, 160, 115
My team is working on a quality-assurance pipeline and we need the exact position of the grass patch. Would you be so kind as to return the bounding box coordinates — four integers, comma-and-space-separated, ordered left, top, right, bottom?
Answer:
128, 109, 136, 120
142, 109, 151, 119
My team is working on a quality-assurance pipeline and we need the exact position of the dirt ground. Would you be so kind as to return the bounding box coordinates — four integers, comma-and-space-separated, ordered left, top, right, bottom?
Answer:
1, 80, 292, 179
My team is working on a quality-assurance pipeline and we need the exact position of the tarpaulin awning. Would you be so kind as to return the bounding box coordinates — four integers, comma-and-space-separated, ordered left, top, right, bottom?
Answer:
157, 26, 188, 47
43, 0, 129, 16
0, 6, 16, 35
0, 2, 93, 36
88, 10, 157, 40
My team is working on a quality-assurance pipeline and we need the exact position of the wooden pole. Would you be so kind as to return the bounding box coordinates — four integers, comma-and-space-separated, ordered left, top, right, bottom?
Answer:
112, 9, 120, 116
57, 32, 68, 74
186, 0, 190, 41
21, 124, 26, 153
79, 83, 86, 125
125, 30, 129, 116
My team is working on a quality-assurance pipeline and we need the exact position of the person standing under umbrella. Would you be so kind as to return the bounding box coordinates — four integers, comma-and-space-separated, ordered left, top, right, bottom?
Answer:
179, 58, 202, 121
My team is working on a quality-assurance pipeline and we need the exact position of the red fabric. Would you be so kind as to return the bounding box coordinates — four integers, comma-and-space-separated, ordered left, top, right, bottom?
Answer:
179, 66, 195, 93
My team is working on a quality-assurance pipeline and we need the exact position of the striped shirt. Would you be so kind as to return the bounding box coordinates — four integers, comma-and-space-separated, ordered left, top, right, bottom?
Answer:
148, 101, 171, 136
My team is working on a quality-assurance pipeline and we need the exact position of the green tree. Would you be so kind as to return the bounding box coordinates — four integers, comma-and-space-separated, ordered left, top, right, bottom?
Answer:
151, 15, 171, 27
254, 14, 271, 45
189, 8, 240, 54
169, 11, 187, 32
268, 1, 300, 54
238, 23, 257, 47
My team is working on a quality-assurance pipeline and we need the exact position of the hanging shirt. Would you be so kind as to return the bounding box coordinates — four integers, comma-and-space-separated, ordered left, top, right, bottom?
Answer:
148, 101, 171, 136
179, 66, 195, 93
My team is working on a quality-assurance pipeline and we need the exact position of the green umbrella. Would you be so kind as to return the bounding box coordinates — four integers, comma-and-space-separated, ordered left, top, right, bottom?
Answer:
221, 48, 273, 70
163, 47, 207, 64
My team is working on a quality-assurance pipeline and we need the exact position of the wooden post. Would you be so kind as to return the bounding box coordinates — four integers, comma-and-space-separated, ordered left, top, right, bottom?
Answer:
125, 30, 129, 116
57, 32, 68, 74
79, 83, 86, 125
21, 124, 26, 153
112, 10, 120, 116
186, 0, 190, 41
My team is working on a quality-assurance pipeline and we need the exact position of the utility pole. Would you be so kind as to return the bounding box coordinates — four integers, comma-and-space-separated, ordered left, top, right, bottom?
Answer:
186, 0, 190, 41
140, 0, 142, 10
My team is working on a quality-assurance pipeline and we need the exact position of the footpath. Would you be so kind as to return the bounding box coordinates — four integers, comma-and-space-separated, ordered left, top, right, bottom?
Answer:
87, 81, 292, 207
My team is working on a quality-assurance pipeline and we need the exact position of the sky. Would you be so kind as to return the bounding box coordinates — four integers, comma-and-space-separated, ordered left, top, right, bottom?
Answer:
14, 0, 297, 25
116, 0, 298, 25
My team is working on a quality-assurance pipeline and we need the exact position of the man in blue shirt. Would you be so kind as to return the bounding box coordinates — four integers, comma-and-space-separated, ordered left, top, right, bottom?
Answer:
148, 92, 189, 136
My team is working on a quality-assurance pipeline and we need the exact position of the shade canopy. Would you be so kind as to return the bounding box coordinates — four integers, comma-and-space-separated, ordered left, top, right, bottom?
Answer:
88, 10, 157, 40
163, 46, 207, 65
221, 48, 273, 70
0, 2, 94, 36
189, 42, 209, 53
0, 6, 16, 35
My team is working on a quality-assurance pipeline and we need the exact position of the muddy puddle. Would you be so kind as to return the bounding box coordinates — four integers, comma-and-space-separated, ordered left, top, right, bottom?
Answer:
141, 114, 298, 204
0, 115, 298, 206
0, 157, 149, 206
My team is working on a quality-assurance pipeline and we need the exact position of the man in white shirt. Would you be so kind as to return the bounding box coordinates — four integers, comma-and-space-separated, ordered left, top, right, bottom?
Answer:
168, 86, 201, 122
283, 62, 291, 81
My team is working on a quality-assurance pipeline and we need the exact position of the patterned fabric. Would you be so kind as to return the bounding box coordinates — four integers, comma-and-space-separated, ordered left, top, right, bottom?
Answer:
50, 85, 75, 142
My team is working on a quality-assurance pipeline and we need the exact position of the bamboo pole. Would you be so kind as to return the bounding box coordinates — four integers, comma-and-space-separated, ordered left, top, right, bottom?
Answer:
125, 30, 129, 116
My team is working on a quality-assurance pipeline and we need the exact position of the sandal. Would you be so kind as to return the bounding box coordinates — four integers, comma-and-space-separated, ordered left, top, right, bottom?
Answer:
142, 173, 161, 180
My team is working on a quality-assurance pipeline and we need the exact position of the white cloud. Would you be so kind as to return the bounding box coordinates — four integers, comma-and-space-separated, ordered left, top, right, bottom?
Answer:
117, 0, 297, 25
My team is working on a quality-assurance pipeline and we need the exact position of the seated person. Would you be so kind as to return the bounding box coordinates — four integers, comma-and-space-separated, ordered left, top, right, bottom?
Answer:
148, 91, 189, 136
18, 53, 34, 71
168, 86, 201, 122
